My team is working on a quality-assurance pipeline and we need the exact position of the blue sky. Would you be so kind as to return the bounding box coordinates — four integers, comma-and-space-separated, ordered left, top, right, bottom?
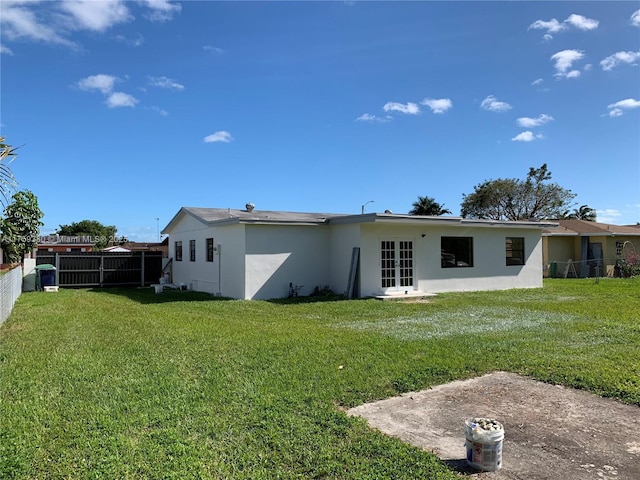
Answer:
1, 1, 639, 242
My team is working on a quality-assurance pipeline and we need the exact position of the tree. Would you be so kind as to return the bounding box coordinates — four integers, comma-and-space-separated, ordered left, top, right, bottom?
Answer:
409, 195, 451, 216
0, 190, 44, 264
561, 204, 597, 222
56, 220, 118, 249
0, 137, 19, 208
460, 164, 576, 221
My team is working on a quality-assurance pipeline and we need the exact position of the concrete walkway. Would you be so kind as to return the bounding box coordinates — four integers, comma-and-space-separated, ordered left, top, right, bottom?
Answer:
347, 372, 640, 479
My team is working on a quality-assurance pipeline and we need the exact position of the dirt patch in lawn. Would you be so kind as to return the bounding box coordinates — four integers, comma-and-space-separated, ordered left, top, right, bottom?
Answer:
347, 371, 640, 479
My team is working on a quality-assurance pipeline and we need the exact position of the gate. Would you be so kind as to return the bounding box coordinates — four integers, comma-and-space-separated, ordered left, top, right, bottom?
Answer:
36, 252, 163, 288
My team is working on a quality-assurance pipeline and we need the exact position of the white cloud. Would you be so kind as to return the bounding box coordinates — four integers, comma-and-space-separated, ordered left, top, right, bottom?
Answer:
0, 44, 13, 55
105, 92, 138, 108
0, 1, 74, 46
0, 0, 180, 48
529, 14, 598, 40
565, 14, 599, 31
420, 98, 453, 114
383, 102, 420, 115
517, 114, 554, 128
551, 49, 585, 78
204, 131, 234, 143
356, 113, 391, 123
600, 51, 640, 71
597, 209, 621, 223
631, 9, 640, 27
480, 95, 511, 112
149, 106, 169, 116
204, 45, 225, 54
531, 78, 544, 86
77, 74, 118, 94
512, 131, 543, 142
115, 33, 144, 47
61, 0, 133, 32
529, 18, 565, 35
147, 75, 184, 91
139, 0, 182, 22
607, 98, 640, 117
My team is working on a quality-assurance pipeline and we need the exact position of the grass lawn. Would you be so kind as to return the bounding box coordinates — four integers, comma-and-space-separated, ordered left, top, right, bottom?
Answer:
1, 278, 639, 479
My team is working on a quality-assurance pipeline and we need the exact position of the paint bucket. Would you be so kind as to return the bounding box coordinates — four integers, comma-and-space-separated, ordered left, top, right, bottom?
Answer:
465, 417, 504, 472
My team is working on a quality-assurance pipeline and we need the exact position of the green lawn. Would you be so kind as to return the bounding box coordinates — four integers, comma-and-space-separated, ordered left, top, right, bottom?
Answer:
1, 279, 639, 479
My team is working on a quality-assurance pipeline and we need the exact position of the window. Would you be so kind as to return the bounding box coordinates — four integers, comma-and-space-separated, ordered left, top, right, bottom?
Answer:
441, 237, 473, 268
189, 240, 196, 262
206, 238, 215, 262
616, 241, 624, 256
506, 237, 525, 266
175, 241, 182, 261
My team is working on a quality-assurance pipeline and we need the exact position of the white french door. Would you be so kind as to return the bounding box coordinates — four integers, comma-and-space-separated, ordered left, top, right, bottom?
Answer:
380, 239, 414, 292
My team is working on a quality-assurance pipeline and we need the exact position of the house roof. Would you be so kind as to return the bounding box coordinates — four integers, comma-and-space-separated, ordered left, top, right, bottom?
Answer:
162, 206, 556, 234
542, 219, 640, 237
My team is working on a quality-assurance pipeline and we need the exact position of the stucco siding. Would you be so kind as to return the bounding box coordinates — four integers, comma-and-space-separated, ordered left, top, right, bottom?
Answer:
328, 223, 361, 296
244, 224, 330, 299
357, 224, 543, 296
167, 213, 211, 289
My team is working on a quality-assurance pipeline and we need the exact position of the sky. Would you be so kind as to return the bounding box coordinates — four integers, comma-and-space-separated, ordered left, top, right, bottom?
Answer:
1, 1, 639, 242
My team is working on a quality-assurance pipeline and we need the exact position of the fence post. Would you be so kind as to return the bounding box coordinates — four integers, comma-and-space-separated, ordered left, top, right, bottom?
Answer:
100, 253, 104, 287
55, 252, 60, 286
141, 251, 145, 286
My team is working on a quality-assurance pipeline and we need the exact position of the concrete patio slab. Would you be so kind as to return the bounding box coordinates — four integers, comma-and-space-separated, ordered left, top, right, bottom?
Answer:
347, 371, 640, 479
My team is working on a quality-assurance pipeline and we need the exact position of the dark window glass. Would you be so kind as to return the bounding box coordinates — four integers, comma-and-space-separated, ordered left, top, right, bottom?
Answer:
441, 237, 473, 268
506, 237, 525, 266
207, 238, 214, 262
189, 240, 196, 262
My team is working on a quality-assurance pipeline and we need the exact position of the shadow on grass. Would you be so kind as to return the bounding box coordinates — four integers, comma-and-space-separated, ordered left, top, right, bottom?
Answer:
89, 287, 355, 305
89, 287, 234, 304
266, 294, 350, 305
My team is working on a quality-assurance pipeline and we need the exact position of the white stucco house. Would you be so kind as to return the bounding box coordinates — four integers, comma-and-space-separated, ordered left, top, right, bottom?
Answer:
161, 205, 557, 300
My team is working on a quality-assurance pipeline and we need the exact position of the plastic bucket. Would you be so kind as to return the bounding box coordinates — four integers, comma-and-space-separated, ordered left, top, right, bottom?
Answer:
465, 418, 504, 472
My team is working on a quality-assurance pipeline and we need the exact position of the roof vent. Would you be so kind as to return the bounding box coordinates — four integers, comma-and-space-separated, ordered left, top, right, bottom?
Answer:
245, 203, 255, 212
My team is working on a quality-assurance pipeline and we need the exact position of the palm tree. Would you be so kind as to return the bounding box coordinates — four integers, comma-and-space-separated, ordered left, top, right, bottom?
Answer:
409, 195, 452, 216
0, 137, 18, 208
560, 204, 596, 222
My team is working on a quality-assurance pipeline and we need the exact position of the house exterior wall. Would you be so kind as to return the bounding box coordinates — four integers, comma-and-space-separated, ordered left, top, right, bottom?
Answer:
542, 236, 576, 276
328, 223, 361, 296
543, 235, 639, 277
244, 224, 330, 300
167, 215, 246, 297
357, 224, 543, 296
165, 209, 548, 300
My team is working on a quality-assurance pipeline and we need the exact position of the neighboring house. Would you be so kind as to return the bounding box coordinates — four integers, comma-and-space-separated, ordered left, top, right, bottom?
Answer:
101, 245, 132, 253
162, 205, 555, 300
542, 220, 640, 278
123, 238, 169, 257
37, 235, 94, 253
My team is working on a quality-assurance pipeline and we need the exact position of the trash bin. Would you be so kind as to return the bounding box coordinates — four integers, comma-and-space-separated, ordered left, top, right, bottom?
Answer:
40, 270, 56, 287
35, 264, 57, 290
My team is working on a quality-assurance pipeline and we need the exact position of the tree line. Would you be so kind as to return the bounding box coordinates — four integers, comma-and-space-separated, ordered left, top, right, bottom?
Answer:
409, 164, 596, 222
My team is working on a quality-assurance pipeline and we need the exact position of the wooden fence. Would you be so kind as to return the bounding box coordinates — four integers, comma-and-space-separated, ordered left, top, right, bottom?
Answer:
36, 252, 163, 288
